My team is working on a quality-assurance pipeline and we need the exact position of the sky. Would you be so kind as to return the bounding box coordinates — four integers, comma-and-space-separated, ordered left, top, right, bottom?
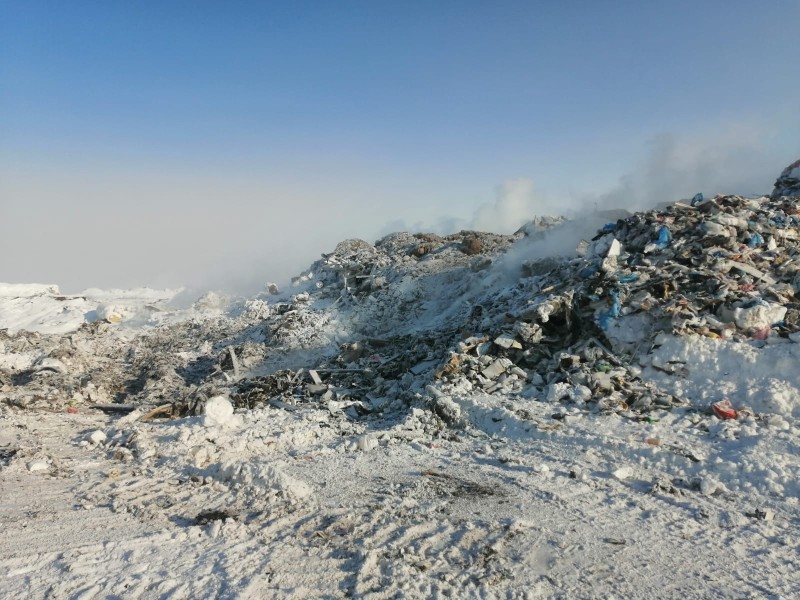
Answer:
1, 1, 799, 294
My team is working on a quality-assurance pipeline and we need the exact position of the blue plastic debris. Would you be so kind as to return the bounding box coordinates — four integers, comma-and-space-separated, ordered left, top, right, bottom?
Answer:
690, 193, 704, 206
580, 266, 599, 279
771, 215, 787, 228
609, 290, 621, 318
601, 223, 617, 234
748, 232, 764, 247
655, 226, 672, 249
617, 273, 639, 284
598, 290, 621, 330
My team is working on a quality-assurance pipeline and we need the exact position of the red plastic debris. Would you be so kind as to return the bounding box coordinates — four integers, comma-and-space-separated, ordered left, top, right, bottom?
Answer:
711, 399, 737, 420
751, 326, 771, 340
67, 407, 78, 414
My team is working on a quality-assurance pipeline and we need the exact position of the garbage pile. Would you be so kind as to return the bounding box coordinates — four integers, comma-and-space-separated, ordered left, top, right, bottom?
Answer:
429, 183, 800, 414
591, 193, 800, 341
772, 158, 800, 199
217, 176, 800, 421
2, 161, 800, 426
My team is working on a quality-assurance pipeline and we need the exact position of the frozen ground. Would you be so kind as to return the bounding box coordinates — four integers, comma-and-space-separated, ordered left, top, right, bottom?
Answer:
2, 396, 798, 599
1, 210, 799, 599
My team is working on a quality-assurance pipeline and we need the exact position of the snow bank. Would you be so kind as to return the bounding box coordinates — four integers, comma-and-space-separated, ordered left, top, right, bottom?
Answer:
644, 333, 800, 417
0, 283, 60, 297
0, 284, 187, 334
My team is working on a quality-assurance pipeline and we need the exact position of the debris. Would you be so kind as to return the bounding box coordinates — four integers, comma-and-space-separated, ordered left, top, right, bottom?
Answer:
140, 404, 174, 421
204, 396, 237, 427
612, 466, 633, 480
97, 304, 125, 324
87, 430, 107, 446
771, 158, 800, 198
432, 395, 463, 426
88, 403, 137, 414
1, 159, 799, 598
481, 358, 513, 380
493, 335, 522, 350
569, 467, 587, 481
650, 477, 683, 496
603, 537, 627, 545
711, 399, 738, 420
227, 347, 240, 380
195, 509, 237, 525
34, 357, 68, 374
750, 507, 775, 521
732, 301, 786, 332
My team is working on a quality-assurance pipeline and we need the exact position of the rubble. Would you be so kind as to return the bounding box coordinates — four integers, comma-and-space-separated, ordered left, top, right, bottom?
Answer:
771, 158, 800, 199
3, 162, 800, 436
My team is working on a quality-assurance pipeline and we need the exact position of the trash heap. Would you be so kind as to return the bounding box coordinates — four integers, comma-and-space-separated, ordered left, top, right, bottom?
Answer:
3, 161, 800, 426
771, 158, 800, 199
430, 186, 800, 413
226, 230, 530, 420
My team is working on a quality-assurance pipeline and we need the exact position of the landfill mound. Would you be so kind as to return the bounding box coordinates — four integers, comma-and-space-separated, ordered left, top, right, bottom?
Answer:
3, 178, 800, 421
2, 162, 800, 598
772, 157, 800, 198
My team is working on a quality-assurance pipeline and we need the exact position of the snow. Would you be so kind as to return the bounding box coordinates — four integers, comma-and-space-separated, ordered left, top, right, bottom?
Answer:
5, 388, 797, 597
203, 395, 240, 428
0, 283, 60, 297
0, 282, 183, 334
645, 333, 800, 417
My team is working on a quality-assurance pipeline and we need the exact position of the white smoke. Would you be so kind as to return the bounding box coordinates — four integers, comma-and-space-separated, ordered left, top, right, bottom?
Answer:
588, 125, 790, 213
470, 178, 559, 234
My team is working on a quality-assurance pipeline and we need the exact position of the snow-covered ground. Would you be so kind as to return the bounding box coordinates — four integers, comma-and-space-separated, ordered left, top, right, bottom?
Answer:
2, 204, 799, 598
0, 283, 183, 335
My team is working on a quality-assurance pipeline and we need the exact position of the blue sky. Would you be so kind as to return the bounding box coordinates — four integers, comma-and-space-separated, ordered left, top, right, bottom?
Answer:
2, 1, 798, 292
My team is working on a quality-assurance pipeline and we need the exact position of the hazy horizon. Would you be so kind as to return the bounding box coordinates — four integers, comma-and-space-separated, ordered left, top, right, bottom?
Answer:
2, 2, 798, 294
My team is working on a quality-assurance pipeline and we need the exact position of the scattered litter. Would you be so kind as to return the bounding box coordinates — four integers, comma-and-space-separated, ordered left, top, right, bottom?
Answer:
603, 537, 627, 545
711, 399, 738, 420
195, 509, 238, 525
749, 507, 775, 521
